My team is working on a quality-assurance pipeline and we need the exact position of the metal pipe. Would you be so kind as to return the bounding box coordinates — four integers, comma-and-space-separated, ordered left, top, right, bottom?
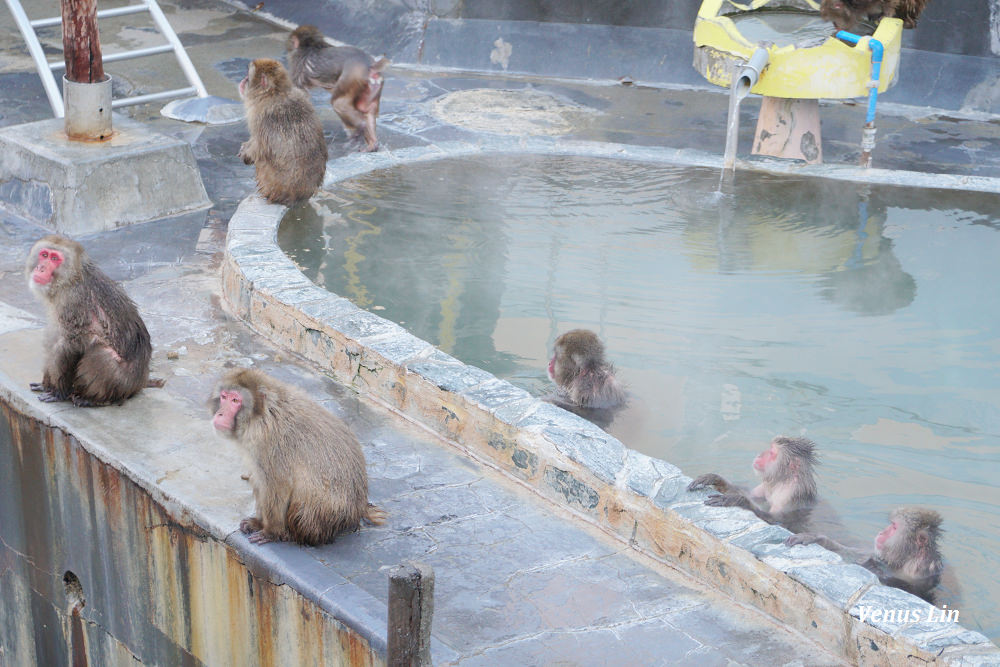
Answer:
49, 44, 175, 70
142, 0, 208, 98
111, 86, 198, 108
723, 47, 769, 171
4, 0, 64, 116
31, 5, 148, 28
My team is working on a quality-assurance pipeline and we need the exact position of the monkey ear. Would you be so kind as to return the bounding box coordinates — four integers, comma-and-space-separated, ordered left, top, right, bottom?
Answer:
916, 531, 929, 547
260, 73, 269, 89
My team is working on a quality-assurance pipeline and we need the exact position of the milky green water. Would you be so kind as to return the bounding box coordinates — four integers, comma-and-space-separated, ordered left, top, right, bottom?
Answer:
279, 155, 1000, 642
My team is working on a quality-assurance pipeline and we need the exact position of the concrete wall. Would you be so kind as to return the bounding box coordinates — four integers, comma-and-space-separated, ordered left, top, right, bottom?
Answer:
0, 402, 382, 666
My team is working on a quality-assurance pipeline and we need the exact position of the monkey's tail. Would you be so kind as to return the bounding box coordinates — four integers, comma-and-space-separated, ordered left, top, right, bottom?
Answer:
363, 502, 387, 526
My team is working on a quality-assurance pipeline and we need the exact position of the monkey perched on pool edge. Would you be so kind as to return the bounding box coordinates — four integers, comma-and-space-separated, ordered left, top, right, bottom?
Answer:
239, 58, 327, 206
211, 368, 385, 545
286, 24, 389, 152
26, 235, 158, 407
787, 507, 945, 602
688, 436, 819, 533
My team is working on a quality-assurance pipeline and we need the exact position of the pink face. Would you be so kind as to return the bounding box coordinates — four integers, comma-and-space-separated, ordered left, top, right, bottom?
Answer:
32, 247, 64, 285
753, 443, 778, 472
213, 389, 242, 432
547, 355, 556, 380
875, 520, 897, 552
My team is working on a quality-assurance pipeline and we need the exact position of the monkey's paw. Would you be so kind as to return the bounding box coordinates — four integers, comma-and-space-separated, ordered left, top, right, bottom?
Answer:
705, 492, 750, 509
238, 143, 254, 165
240, 517, 263, 534
37, 390, 68, 403
247, 530, 274, 545
784, 533, 819, 547
687, 473, 726, 492
29, 382, 45, 392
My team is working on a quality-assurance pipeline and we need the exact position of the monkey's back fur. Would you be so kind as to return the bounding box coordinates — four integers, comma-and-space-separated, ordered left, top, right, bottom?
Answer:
222, 368, 381, 545
242, 60, 327, 207
27, 235, 152, 405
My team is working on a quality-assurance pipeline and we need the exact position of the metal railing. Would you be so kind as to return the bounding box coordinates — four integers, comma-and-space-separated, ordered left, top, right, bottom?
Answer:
4, 0, 209, 118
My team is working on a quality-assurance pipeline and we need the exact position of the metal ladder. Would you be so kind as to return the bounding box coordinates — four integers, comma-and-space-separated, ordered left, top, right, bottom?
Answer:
4, 0, 209, 118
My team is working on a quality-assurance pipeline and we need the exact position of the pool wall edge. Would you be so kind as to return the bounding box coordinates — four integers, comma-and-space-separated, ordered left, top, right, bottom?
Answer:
224, 145, 1000, 664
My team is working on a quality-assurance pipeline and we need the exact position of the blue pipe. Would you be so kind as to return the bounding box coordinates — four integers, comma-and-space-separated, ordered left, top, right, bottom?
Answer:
836, 30, 883, 124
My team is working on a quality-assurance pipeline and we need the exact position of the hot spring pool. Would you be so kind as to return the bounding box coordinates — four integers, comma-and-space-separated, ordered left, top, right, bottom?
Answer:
279, 154, 1000, 640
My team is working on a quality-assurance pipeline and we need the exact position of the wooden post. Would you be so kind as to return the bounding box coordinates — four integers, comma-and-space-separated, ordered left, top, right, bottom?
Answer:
387, 562, 434, 667
61, 0, 104, 83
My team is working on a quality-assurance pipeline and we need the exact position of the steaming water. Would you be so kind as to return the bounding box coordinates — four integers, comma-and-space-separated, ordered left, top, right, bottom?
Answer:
280, 155, 1000, 642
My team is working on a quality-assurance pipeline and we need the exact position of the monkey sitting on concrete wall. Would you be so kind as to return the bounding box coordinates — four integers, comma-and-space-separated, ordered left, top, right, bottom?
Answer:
211, 368, 385, 545
238, 58, 328, 207
787, 507, 945, 602
26, 234, 158, 407
688, 436, 819, 533
286, 24, 389, 152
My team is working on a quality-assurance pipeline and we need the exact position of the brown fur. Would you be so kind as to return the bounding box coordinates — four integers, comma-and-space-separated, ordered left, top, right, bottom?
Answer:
787, 506, 944, 601
688, 436, 819, 533
286, 25, 389, 152
821, 0, 930, 30
547, 329, 627, 410
211, 368, 384, 546
26, 235, 152, 407
238, 58, 327, 206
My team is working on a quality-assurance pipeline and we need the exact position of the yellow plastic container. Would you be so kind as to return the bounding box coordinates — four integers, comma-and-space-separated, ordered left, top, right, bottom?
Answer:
693, 0, 902, 99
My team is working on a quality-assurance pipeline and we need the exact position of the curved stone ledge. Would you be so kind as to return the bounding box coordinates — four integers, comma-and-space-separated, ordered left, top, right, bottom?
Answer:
224, 139, 1000, 665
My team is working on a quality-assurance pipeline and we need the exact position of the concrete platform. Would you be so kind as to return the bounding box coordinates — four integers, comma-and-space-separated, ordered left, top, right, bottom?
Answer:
0, 114, 209, 234
0, 0, 999, 664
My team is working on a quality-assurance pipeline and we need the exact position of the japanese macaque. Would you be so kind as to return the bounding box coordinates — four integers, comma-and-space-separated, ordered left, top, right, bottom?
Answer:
26, 235, 157, 407
787, 507, 944, 601
238, 58, 327, 206
286, 24, 390, 152
547, 329, 627, 411
821, 0, 930, 30
687, 436, 818, 533
211, 368, 385, 545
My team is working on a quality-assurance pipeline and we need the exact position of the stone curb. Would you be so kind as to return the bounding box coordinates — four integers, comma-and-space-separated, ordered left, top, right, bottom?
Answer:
224, 140, 1000, 665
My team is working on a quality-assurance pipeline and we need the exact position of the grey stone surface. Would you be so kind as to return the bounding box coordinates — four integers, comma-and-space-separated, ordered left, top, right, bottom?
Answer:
849, 585, 939, 634
784, 562, 877, 608
728, 522, 794, 551
407, 359, 495, 392
541, 422, 626, 484
623, 449, 684, 498
673, 503, 762, 541
0, 115, 209, 233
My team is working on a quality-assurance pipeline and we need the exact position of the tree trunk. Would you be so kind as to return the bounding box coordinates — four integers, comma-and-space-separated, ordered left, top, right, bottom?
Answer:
61, 0, 104, 83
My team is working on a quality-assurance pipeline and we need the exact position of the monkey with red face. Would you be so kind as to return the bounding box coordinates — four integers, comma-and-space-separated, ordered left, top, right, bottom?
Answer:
26, 235, 156, 407
211, 368, 385, 546
787, 507, 944, 601
688, 436, 819, 533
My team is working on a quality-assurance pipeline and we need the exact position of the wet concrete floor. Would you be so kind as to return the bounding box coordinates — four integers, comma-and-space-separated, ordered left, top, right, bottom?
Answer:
1, 0, 998, 663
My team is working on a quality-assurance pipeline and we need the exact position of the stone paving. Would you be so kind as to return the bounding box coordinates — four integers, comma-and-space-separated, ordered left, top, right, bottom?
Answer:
1, 0, 999, 664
